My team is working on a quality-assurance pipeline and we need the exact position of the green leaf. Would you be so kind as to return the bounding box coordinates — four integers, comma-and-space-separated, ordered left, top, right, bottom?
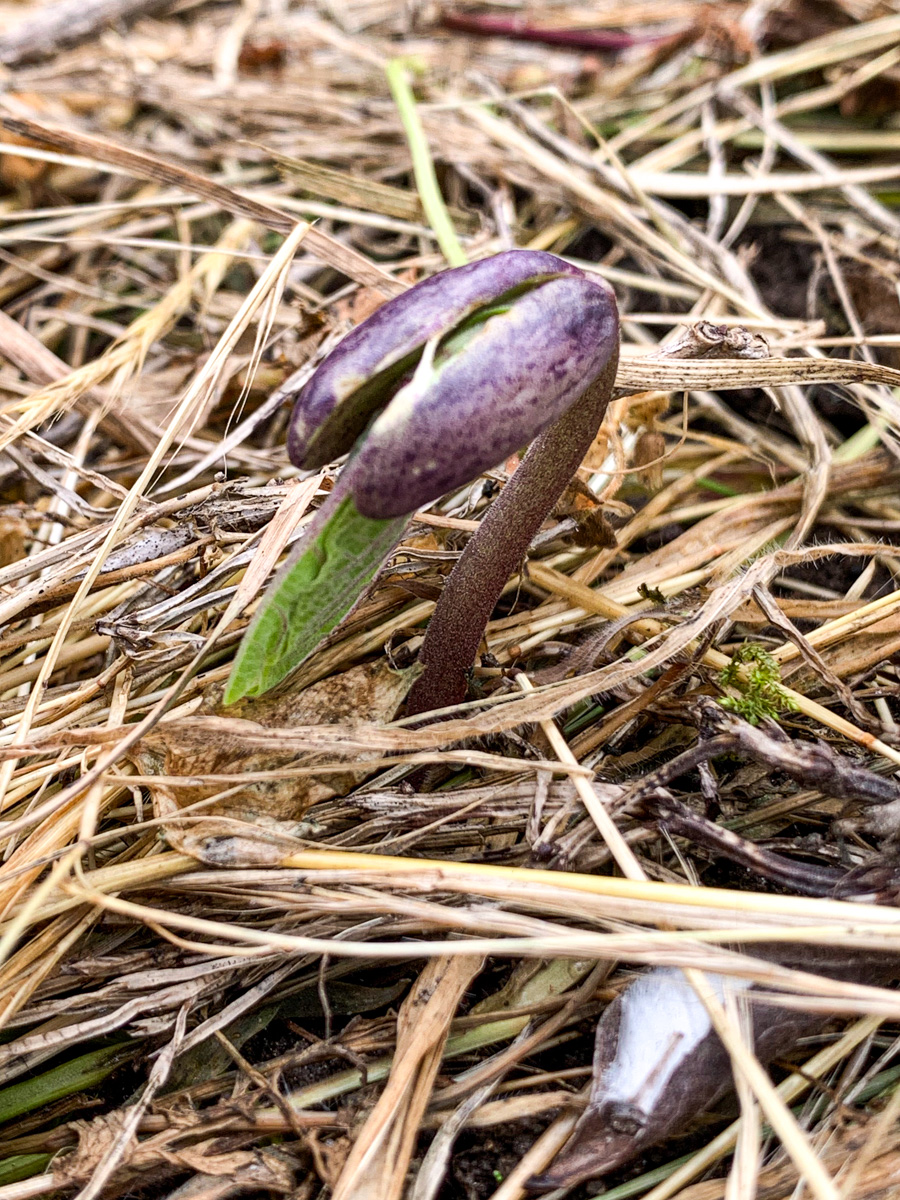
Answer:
0, 1155, 52, 1186
0, 1044, 130, 1126
225, 495, 407, 703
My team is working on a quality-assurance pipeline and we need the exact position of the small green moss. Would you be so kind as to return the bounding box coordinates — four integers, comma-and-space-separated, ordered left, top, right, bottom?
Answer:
718, 644, 797, 725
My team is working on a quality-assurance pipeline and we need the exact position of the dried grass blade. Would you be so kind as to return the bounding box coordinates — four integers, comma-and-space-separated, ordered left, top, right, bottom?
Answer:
265, 150, 478, 230
0, 112, 404, 296
0, 0, 173, 66
514, 673, 643, 881
640, 1016, 885, 1200
465, 106, 767, 318
615, 355, 900, 395
0, 223, 309, 837
685, 968, 841, 1200
330, 955, 482, 1200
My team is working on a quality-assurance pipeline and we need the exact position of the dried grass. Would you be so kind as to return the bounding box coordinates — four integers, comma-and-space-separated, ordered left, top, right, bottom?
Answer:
1, 0, 900, 1197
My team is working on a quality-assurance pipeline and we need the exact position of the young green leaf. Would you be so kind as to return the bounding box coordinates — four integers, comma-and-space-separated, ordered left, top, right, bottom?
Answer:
225, 495, 406, 703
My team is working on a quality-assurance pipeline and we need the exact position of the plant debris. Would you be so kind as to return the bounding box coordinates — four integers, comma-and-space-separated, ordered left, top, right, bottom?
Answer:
2, 1, 900, 1198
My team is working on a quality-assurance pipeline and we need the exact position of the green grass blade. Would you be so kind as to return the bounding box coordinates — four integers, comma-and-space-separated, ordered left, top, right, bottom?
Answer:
225, 495, 407, 703
0, 1044, 130, 1126
386, 58, 467, 268
0, 1155, 52, 1185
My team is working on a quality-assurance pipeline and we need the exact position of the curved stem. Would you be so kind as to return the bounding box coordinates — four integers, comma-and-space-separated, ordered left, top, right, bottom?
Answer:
407, 347, 619, 715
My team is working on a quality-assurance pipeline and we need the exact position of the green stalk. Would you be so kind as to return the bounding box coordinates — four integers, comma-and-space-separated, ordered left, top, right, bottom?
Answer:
386, 58, 467, 267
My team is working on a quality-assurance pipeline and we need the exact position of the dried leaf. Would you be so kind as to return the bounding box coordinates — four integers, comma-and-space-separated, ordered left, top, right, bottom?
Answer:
138, 659, 418, 837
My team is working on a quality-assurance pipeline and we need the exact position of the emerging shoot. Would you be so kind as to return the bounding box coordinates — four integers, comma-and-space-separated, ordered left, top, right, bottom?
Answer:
226, 249, 619, 709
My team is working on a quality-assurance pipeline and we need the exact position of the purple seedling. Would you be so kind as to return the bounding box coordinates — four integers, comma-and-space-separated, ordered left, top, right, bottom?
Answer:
225, 249, 619, 709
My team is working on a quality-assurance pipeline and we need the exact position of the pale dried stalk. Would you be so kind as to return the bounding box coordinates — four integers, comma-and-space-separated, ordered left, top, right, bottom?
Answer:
684, 968, 840, 1200
331, 955, 482, 1200
0, 223, 309, 890
641, 1016, 885, 1200
514, 672, 644, 881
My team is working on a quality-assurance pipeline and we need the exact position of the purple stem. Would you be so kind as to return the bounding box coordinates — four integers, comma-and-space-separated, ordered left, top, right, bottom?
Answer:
406, 346, 619, 716
440, 11, 658, 51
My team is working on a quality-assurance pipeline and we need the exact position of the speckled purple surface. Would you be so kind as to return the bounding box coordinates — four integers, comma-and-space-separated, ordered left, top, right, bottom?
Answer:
287, 250, 585, 469
348, 273, 618, 518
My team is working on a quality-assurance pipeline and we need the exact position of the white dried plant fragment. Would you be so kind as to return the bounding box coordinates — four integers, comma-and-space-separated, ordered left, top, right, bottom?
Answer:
599, 968, 752, 1124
